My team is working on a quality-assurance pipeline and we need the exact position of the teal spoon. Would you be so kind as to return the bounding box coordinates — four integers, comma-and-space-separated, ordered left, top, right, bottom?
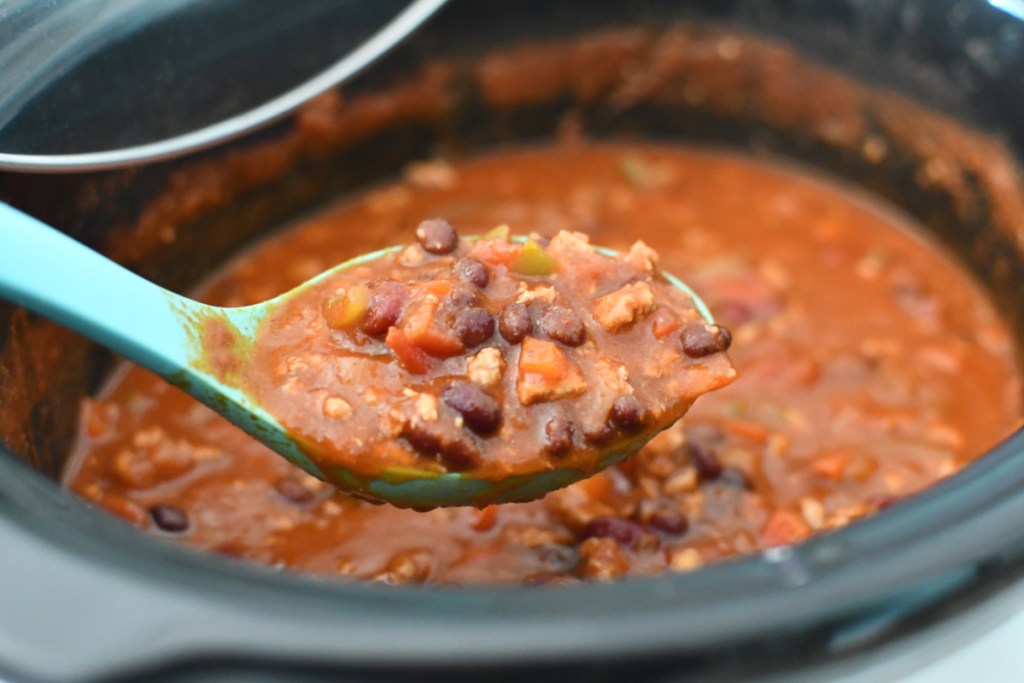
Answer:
0, 203, 714, 508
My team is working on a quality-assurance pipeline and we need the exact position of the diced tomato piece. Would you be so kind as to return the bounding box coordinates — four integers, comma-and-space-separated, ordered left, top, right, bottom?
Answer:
401, 296, 464, 358
471, 239, 522, 267
385, 327, 430, 374
760, 509, 811, 547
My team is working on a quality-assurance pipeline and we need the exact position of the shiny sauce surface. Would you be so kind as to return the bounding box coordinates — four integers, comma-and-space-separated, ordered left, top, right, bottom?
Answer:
65, 145, 1022, 584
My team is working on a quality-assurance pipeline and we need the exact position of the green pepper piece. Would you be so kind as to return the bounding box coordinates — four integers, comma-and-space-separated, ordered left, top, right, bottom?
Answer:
511, 240, 558, 276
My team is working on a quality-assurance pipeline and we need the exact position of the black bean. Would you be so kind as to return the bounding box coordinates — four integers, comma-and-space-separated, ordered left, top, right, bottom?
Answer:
610, 395, 644, 431
681, 324, 733, 358
583, 422, 614, 445
538, 305, 586, 347
498, 302, 532, 343
685, 442, 723, 481
452, 308, 495, 348
274, 477, 315, 505
402, 422, 480, 470
446, 285, 480, 308
361, 280, 407, 336
456, 257, 489, 288
648, 510, 689, 535
581, 516, 644, 546
442, 382, 501, 435
415, 218, 458, 255
149, 504, 189, 533
543, 416, 575, 456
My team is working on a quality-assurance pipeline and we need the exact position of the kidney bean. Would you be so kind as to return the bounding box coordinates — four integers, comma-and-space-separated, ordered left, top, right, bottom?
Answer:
415, 218, 459, 255
543, 416, 575, 456
648, 510, 689, 535
361, 280, 407, 336
402, 422, 480, 470
274, 476, 316, 505
149, 504, 189, 533
685, 442, 723, 480
452, 308, 495, 348
442, 382, 501, 434
681, 324, 733, 358
498, 302, 532, 343
610, 395, 644, 431
580, 516, 644, 546
538, 305, 586, 347
455, 257, 489, 288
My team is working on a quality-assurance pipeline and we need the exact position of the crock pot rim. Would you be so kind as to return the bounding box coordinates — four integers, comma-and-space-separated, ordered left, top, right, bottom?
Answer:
1, 426, 1023, 669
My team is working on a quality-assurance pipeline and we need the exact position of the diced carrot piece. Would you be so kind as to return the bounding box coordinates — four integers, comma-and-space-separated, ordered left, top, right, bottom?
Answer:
760, 509, 811, 547
650, 309, 681, 339
401, 296, 463, 358
386, 327, 430, 374
518, 338, 569, 381
517, 338, 587, 405
575, 472, 612, 501
811, 449, 853, 481
721, 419, 769, 444
472, 505, 498, 532
422, 280, 451, 298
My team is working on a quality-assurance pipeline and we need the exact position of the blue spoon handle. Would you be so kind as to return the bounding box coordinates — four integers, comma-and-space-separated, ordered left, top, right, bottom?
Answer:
0, 202, 195, 375
0, 202, 327, 478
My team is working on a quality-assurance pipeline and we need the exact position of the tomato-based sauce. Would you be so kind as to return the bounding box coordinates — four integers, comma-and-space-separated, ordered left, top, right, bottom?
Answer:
65, 145, 1022, 584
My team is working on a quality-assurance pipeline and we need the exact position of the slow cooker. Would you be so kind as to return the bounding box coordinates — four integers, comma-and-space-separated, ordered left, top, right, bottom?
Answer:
2, 1, 1024, 681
